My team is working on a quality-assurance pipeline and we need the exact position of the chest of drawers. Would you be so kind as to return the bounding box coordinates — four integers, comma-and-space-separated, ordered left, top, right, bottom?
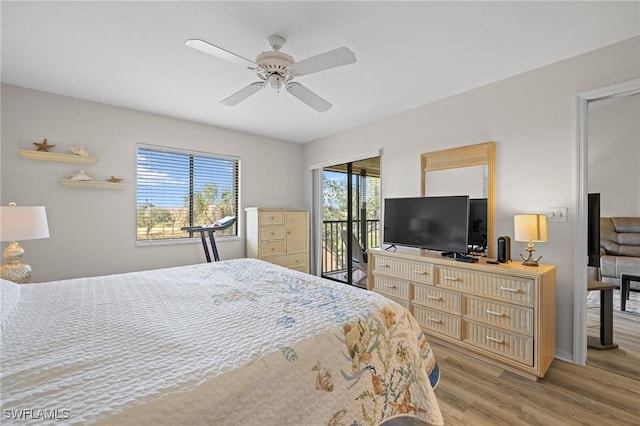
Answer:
368, 248, 556, 380
245, 208, 309, 273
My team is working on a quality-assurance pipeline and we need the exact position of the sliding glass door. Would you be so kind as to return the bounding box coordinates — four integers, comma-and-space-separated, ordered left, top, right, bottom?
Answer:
320, 157, 380, 288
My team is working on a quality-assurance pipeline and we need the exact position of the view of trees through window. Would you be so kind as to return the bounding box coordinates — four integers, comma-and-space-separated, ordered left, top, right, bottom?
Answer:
136, 146, 238, 241
322, 171, 380, 222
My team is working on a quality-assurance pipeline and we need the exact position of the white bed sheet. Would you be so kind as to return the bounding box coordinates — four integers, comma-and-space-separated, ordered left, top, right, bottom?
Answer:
1, 258, 442, 425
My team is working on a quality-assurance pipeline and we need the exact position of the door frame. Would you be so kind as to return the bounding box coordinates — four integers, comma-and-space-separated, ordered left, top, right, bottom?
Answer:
573, 78, 640, 365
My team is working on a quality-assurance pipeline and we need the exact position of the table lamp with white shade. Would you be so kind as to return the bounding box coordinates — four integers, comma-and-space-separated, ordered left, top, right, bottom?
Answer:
514, 214, 548, 267
0, 202, 50, 283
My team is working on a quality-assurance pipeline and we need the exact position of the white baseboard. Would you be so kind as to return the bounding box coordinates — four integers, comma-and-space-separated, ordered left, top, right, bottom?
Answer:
555, 349, 573, 363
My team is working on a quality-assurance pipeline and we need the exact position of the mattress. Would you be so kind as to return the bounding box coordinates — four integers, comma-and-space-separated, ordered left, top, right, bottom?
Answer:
1, 258, 442, 425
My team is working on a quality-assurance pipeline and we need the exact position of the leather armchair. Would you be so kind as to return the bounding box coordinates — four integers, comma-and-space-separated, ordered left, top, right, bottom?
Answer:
600, 217, 640, 290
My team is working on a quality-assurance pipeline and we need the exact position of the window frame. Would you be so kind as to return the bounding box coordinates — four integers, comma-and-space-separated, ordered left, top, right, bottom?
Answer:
135, 143, 241, 247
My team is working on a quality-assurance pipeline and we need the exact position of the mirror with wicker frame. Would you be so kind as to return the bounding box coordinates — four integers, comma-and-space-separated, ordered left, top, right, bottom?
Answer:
420, 142, 496, 257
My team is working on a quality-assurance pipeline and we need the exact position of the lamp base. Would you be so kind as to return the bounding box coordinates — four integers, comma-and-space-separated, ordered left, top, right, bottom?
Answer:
519, 245, 542, 267
520, 257, 541, 267
1, 241, 32, 283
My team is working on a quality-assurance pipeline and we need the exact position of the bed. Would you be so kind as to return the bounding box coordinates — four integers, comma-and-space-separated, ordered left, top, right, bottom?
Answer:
1, 258, 443, 425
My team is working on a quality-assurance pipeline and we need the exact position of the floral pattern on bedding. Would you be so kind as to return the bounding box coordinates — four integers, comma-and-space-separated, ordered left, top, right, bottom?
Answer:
212, 259, 444, 425
257, 266, 443, 425
323, 306, 440, 425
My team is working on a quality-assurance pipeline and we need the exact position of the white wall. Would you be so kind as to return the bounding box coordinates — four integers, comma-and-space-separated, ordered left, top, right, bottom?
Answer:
1, 84, 305, 281
588, 94, 640, 217
302, 36, 640, 360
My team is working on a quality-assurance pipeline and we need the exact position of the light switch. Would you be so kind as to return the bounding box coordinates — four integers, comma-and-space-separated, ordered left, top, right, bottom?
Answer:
546, 207, 568, 222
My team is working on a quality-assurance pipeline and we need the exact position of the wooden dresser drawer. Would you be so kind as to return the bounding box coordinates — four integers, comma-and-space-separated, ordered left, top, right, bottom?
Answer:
259, 210, 285, 225
438, 268, 534, 306
374, 256, 434, 284
413, 305, 461, 339
413, 284, 460, 315
463, 320, 533, 366
260, 240, 285, 256
371, 275, 411, 301
259, 225, 285, 241
464, 296, 533, 335
269, 253, 308, 271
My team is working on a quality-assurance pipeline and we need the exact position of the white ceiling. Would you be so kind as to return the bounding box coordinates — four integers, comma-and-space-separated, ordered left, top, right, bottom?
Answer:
2, 1, 639, 144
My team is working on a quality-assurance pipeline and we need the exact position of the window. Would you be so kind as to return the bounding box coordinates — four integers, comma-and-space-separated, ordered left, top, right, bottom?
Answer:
136, 144, 239, 242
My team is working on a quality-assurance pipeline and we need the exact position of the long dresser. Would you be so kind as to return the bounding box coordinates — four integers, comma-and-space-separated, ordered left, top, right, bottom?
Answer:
245, 208, 309, 273
368, 247, 556, 380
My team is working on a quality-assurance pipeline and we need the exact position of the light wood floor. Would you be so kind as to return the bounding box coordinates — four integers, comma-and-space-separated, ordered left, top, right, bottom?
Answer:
430, 308, 640, 425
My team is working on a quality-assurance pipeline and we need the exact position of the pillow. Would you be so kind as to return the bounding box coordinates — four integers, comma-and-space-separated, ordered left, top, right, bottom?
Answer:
1, 278, 21, 326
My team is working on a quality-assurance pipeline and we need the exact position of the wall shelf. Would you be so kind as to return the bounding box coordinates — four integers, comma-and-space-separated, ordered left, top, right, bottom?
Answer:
19, 149, 98, 164
59, 179, 126, 190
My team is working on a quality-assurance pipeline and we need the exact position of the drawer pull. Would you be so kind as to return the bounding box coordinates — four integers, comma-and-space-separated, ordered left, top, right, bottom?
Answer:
427, 317, 442, 324
427, 295, 443, 301
486, 336, 504, 344
444, 276, 460, 282
500, 286, 520, 293
414, 270, 428, 275
380, 264, 390, 268
486, 310, 506, 317
384, 284, 398, 289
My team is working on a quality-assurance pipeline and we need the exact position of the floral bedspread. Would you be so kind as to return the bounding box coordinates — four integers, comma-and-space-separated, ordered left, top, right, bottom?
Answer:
1, 258, 442, 425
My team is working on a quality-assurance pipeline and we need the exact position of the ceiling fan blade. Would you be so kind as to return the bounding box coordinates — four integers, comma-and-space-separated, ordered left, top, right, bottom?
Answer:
286, 82, 332, 112
220, 82, 266, 106
185, 39, 256, 68
289, 46, 356, 76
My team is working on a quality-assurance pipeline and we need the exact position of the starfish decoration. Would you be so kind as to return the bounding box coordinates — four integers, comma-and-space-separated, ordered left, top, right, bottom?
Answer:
33, 138, 56, 152
107, 176, 123, 183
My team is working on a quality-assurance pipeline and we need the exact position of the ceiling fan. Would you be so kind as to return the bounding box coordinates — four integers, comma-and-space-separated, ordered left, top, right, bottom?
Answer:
185, 35, 356, 112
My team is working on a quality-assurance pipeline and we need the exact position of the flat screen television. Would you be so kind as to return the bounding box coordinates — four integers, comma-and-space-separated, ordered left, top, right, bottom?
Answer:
588, 193, 601, 268
468, 198, 488, 252
383, 195, 470, 254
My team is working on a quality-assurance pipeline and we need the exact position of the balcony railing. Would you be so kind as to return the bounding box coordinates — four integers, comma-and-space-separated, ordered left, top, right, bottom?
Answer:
322, 219, 380, 277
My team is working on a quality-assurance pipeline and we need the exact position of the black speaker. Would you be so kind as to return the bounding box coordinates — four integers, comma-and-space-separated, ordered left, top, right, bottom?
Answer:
497, 236, 511, 263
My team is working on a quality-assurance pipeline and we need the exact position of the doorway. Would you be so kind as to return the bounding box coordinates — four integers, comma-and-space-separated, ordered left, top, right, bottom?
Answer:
320, 157, 380, 287
574, 78, 640, 365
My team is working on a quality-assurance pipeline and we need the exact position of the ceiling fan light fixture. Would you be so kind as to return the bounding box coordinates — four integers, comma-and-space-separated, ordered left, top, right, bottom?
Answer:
269, 74, 283, 90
